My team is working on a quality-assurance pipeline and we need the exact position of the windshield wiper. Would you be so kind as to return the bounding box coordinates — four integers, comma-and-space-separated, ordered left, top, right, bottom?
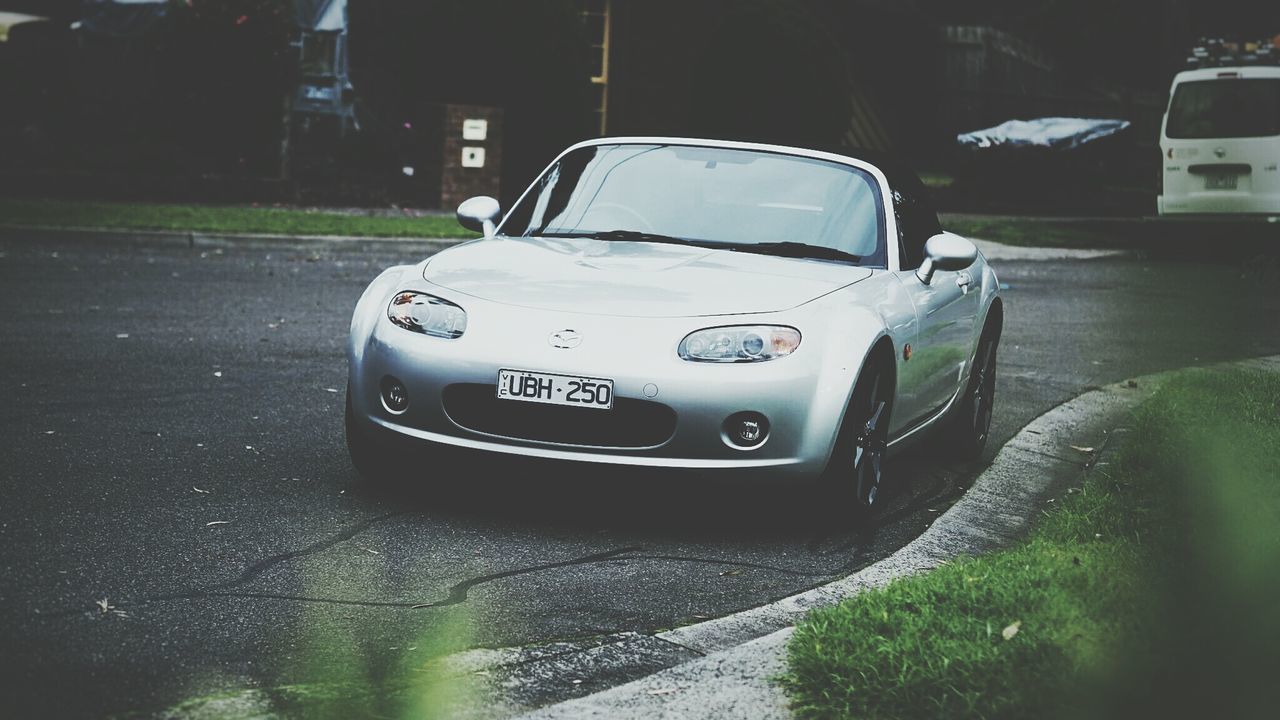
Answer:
539, 231, 862, 264
723, 241, 862, 264
540, 229, 705, 247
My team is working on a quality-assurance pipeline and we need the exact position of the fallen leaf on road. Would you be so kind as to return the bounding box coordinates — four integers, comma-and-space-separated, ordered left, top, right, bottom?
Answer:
115, 333, 129, 339
96, 598, 110, 613
206, 520, 231, 527
193, 487, 210, 494
1002, 621, 1021, 641
325, 388, 338, 393
1069, 446, 1095, 453
213, 371, 223, 378
647, 688, 679, 696
43, 430, 55, 435
719, 568, 744, 577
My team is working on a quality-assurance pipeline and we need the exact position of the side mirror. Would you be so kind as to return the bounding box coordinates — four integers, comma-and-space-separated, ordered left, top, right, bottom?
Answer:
457, 196, 502, 239
917, 233, 977, 285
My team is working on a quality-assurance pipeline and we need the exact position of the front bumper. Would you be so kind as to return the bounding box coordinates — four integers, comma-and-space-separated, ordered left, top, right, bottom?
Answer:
348, 292, 857, 479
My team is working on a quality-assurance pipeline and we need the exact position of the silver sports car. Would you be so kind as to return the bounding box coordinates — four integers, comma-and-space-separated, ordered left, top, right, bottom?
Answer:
346, 137, 1002, 511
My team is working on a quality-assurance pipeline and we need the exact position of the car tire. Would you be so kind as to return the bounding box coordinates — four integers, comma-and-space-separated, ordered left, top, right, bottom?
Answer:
822, 351, 894, 520
948, 323, 999, 461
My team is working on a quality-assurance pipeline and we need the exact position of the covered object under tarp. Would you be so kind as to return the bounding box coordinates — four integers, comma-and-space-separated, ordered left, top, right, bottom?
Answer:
957, 118, 1132, 151
952, 117, 1144, 213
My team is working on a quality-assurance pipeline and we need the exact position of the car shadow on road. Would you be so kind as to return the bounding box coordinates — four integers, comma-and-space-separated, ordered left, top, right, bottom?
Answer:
343, 444, 976, 554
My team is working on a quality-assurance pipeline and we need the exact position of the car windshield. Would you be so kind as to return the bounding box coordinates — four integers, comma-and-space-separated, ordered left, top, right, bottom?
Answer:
500, 144, 886, 267
1166, 79, 1280, 139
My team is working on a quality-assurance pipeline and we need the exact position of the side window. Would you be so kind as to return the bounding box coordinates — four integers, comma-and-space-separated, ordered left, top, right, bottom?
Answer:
890, 172, 940, 270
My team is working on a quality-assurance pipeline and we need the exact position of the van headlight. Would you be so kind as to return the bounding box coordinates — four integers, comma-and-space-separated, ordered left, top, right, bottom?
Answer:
388, 292, 467, 339
678, 326, 801, 362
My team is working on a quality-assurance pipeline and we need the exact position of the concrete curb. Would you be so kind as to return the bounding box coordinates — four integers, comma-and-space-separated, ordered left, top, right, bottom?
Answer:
490, 355, 1280, 718
971, 238, 1129, 262
0, 223, 467, 252
504, 384, 1143, 719
434, 381, 1143, 717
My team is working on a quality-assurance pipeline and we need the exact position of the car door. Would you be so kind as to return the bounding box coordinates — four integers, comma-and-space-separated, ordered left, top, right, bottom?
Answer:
901, 258, 978, 420
886, 170, 980, 427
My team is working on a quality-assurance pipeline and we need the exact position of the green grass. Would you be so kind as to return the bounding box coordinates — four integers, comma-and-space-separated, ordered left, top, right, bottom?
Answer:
940, 215, 1126, 249
784, 367, 1280, 719
0, 198, 477, 238
918, 171, 956, 190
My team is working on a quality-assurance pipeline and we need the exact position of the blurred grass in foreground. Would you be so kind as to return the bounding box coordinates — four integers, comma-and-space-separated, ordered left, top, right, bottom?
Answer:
784, 368, 1280, 719
147, 554, 481, 719
0, 199, 476, 239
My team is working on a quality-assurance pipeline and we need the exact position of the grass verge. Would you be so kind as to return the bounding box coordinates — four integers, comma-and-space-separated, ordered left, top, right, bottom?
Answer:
939, 215, 1128, 249
0, 198, 477, 238
784, 367, 1280, 719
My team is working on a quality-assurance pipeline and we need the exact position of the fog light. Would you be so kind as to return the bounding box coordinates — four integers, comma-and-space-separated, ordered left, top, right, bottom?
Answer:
381, 376, 409, 414
724, 412, 769, 449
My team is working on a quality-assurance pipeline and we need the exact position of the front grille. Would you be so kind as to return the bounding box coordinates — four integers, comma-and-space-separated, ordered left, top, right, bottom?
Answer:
441, 384, 677, 449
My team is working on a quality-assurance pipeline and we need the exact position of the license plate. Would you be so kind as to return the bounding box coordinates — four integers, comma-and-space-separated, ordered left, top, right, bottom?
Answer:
497, 369, 614, 410
1205, 173, 1238, 190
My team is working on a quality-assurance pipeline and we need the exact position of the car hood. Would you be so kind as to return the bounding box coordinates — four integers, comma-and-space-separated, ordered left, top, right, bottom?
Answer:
422, 236, 874, 318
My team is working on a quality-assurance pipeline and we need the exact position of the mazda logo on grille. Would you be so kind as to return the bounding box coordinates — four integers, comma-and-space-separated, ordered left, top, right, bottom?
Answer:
549, 329, 583, 349
1214, 147, 1227, 159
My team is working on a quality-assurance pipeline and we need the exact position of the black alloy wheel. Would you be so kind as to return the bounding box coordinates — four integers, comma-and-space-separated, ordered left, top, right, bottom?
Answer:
952, 330, 998, 460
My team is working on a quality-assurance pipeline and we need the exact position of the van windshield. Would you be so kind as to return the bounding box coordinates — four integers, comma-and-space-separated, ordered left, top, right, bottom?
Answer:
1166, 79, 1280, 139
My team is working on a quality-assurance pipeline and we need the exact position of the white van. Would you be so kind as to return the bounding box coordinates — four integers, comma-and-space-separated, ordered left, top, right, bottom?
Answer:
1159, 65, 1280, 215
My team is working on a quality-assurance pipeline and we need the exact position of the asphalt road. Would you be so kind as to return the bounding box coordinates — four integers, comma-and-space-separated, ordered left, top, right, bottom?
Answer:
2, 235, 1279, 717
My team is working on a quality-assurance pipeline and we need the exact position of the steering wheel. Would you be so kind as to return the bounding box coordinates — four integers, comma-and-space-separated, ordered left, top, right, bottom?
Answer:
581, 202, 656, 234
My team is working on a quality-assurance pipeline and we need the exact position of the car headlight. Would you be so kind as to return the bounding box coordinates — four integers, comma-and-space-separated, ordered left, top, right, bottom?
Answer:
678, 325, 801, 363
388, 292, 467, 339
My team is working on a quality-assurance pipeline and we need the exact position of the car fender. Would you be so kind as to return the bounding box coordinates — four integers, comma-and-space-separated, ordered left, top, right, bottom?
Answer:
959, 261, 1003, 385
976, 261, 1003, 342
348, 264, 415, 372
803, 301, 895, 471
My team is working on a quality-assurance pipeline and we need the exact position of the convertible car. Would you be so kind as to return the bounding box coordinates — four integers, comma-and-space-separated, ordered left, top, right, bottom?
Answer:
346, 138, 1002, 512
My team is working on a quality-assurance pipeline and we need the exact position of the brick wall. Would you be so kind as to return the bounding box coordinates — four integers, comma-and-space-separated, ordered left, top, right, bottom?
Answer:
440, 104, 503, 210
